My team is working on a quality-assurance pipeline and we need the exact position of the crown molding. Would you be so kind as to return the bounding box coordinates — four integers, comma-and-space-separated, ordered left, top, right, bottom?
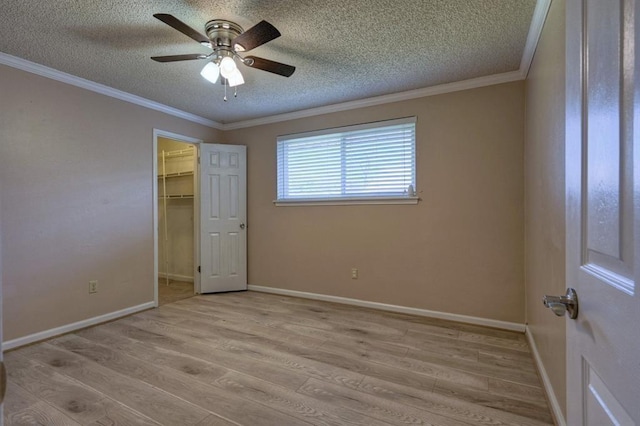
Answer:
0, 51, 521, 133
220, 0, 552, 131
1, 0, 550, 131
221, 70, 524, 130
0, 52, 222, 130
520, 0, 552, 79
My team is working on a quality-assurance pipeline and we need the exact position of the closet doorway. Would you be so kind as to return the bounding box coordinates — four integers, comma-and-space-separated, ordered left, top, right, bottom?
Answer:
155, 131, 200, 306
152, 130, 248, 307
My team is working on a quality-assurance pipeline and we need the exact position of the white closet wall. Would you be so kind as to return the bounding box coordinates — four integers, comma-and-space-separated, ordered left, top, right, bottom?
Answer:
158, 137, 195, 282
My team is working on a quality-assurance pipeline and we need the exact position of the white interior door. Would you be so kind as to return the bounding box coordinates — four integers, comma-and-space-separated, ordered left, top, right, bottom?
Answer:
0, 191, 4, 423
566, 0, 639, 424
199, 143, 247, 293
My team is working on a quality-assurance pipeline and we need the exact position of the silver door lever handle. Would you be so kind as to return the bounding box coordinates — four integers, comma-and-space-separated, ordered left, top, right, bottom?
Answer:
543, 288, 578, 319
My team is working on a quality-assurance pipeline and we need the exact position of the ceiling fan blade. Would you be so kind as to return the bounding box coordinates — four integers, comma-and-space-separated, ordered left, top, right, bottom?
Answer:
153, 13, 210, 45
244, 56, 295, 77
232, 21, 281, 52
151, 54, 208, 62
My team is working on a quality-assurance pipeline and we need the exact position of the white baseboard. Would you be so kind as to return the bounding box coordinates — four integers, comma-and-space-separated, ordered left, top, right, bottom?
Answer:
3, 301, 155, 351
158, 273, 194, 283
525, 326, 566, 426
248, 285, 525, 332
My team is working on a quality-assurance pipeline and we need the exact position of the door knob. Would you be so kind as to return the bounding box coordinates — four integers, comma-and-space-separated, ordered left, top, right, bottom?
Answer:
239, 223, 245, 229
543, 288, 579, 319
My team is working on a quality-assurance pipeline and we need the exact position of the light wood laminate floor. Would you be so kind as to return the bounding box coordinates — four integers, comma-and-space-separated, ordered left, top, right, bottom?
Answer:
4, 291, 554, 425
158, 280, 195, 306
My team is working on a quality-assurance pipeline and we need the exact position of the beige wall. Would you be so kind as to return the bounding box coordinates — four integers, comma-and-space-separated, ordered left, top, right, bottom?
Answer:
1, 60, 528, 341
0, 65, 220, 341
524, 0, 566, 418
226, 82, 525, 323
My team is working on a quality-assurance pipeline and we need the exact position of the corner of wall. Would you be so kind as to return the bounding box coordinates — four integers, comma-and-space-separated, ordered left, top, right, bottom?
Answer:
523, 0, 567, 420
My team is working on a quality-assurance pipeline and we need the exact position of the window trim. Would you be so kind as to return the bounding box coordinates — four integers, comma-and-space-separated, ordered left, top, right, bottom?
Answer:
273, 196, 419, 207
275, 117, 418, 206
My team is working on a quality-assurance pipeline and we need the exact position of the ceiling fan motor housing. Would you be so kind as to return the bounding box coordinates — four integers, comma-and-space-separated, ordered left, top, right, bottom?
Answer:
205, 20, 244, 52
151, 14, 295, 78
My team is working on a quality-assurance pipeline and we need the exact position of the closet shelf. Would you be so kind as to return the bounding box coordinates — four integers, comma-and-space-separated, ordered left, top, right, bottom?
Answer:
158, 171, 194, 178
160, 147, 195, 158
161, 194, 194, 199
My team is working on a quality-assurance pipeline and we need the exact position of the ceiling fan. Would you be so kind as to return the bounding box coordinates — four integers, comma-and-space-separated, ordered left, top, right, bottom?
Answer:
151, 13, 295, 95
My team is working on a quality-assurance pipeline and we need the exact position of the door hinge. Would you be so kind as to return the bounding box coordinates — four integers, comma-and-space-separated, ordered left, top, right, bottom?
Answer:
198, 266, 201, 273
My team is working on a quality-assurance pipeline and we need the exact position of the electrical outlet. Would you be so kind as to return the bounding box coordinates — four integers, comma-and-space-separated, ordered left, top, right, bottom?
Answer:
89, 280, 98, 294
351, 268, 358, 279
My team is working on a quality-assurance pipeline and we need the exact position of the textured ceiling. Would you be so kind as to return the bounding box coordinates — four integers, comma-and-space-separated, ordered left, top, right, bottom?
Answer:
1, 0, 537, 124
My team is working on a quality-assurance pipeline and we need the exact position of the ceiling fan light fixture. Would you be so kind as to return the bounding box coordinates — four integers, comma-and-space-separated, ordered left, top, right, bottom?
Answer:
219, 56, 238, 78
152, 14, 295, 100
227, 68, 245, 87
200, 61, 220, 84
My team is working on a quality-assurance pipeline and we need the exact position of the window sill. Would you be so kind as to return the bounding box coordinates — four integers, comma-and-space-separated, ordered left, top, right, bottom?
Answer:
273, 196, 420, 206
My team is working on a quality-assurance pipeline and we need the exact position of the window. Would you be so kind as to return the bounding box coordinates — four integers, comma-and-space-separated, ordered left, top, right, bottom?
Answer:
276, 117, 417, 205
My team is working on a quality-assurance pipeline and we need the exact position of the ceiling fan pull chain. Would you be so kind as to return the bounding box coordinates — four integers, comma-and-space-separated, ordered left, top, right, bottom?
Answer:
234, 87, 238, 98
224, 80, 228, 102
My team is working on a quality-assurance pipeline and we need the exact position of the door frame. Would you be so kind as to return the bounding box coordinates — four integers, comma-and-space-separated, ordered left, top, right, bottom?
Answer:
152, 129, 203, 307
0, 179, 4, 419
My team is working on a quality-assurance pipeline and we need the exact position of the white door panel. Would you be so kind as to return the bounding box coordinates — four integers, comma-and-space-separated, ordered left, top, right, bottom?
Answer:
0, 190, 4, 421
199, 144, 247, 293
566, 0, 639, 424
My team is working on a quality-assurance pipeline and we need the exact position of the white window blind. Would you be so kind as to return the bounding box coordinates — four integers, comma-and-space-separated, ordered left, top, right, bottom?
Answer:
276, 117, 416, 204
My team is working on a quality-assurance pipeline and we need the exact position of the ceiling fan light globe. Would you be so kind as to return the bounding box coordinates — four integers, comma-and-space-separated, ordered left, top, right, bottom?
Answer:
200, 62, 220, 84
219, 56, 238, 78
227, 69, 245, 87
